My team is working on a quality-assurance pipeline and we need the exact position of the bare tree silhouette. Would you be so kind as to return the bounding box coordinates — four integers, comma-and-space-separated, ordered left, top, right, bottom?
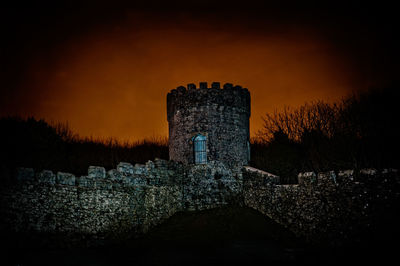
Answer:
252, 87, 399, 183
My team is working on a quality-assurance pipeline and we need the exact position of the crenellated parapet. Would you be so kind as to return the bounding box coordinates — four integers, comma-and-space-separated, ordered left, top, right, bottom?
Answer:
167, 82, 251, 167
2, 163, 399, 248
167, 82, 250, 122
1, 159, 241, 247
15, 158, 183, 189
243, 168, 400, 245
297, 168, 399, 187
242, 166, 280, 185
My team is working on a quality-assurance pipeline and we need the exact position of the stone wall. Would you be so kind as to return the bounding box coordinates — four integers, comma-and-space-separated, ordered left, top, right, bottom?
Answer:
167, 82, 251, 167
0, 159, 241, 247
243, 168, 400, 245
0, 160, 183, 246
2, 159, 399, 247
183, 161, 242, 210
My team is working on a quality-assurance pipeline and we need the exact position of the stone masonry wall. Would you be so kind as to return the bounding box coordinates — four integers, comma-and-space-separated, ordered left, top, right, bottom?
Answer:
183, 161, 242, 210
2, 159, 399, 247
0, 159, 241, 247
167, 82, 251, 167
0, 159, 183, 246
243, 168, 400, 245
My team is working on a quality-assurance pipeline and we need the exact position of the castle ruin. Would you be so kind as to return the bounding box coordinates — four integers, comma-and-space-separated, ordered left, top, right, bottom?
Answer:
167, 82, 250, 167
0, 82, 399, 249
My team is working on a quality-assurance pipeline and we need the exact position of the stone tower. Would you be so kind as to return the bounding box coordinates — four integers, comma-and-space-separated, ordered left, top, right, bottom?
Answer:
167, 82, 251, 168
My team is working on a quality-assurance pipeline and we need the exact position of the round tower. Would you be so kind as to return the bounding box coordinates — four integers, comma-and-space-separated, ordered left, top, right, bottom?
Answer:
167, 82, 251, 168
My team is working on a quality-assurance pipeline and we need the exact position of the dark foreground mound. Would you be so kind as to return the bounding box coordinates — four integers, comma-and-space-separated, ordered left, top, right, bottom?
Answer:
2, 206, 397, 265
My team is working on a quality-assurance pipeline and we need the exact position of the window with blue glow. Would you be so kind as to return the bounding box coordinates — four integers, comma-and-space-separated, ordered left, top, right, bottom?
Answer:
192, 134, 207, 164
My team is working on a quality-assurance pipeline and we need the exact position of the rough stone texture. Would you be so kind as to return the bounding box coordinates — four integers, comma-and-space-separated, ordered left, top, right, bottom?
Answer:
183, 161, 241, 211
56, 172, 75, 186
3, 86, 399, 249
0, 159, 240, 247
37, 170, 56, 184
1, 164, 399, 247
167, 82, 251, 167
243, 168, 400, 245
117, 162, 134, 175
88, 166, 106, 179
243, 166, 280, 184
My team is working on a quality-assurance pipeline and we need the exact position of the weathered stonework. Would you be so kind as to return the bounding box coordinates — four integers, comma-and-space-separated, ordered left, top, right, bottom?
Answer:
0, 159, 241, 246
243, 168, 400, 245
1, 163, 399, 248
167, 82, 251, 167
182, 161, 241, 211
3, 162, 398, 248
1, 86, 399, 250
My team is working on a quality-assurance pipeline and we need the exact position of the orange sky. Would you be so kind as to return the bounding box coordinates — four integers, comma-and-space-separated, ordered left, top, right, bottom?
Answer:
15, 27, 356, 141
1, 4, 396, 141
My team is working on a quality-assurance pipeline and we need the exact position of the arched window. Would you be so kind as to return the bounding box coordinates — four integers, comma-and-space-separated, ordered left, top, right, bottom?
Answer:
192, 134, 207, 164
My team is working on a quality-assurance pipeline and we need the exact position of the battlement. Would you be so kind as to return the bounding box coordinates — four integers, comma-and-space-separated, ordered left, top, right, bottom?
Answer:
167, 82, 250, 122
15, 159, 181, 188
170, 82, 248, 93
4, 163, 399, 248
243, 168, 400, 245
167, 81, 251, 166
2, 159, 241, 246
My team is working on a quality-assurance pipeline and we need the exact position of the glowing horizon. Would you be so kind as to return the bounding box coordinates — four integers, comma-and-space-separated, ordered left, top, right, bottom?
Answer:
1, 6, 394, 142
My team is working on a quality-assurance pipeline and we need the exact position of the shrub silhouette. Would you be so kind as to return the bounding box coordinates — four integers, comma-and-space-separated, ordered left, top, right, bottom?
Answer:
0, 117, 168, 177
